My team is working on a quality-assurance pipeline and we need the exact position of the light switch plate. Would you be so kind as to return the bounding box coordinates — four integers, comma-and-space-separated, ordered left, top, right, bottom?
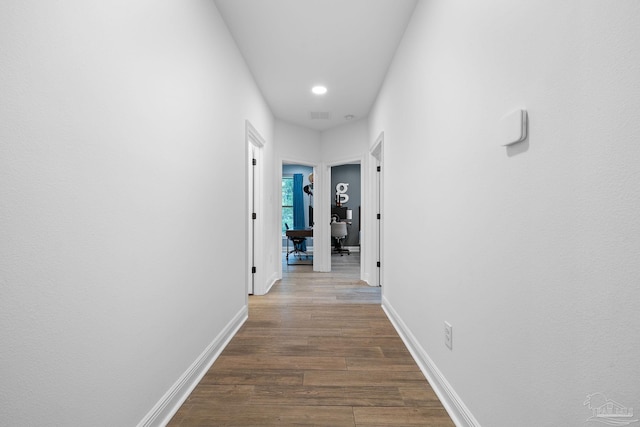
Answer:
500, 109, 528, 146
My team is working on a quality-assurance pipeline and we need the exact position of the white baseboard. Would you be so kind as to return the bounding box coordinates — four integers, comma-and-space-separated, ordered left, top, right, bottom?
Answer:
137, 306, 248, 427
381, 296, 481, 427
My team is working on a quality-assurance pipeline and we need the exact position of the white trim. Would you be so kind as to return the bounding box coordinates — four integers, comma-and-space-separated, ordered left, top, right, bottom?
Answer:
279, 158, 323, 274
381, 296, 481, 427
326, 155, 363, 168
137, 306, 248, 427
246, 120, 266, 295
246, 120, 265, 148
367, 132, 384, 288
325, 156, 365, 278
370, 131, 384, 156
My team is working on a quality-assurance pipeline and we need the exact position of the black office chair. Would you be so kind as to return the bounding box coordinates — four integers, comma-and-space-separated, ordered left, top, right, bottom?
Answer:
285, 223, 308, 262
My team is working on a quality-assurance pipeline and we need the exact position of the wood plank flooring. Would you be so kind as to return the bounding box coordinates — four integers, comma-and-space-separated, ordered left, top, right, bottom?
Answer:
168, 253, 454, 426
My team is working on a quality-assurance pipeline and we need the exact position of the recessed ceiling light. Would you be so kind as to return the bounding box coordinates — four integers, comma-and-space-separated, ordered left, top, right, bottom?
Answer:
311, 85, 327, 95
344, 114, 355, 121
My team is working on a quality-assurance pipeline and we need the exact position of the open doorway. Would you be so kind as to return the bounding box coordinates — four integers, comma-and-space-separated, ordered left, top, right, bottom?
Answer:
282, 164, 314, 269
329, 163, 361, 275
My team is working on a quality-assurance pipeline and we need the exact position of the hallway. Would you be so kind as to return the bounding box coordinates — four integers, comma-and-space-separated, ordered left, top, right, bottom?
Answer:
168, 254, 454, 426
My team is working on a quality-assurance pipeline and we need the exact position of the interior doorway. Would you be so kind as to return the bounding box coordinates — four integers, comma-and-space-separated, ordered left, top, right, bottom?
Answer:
281, 163, 315, 269
330, 162, 362, 260
324, 157, 365, 280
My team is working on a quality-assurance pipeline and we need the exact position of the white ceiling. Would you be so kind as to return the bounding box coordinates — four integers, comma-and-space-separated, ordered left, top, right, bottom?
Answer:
214, 0, 417, 131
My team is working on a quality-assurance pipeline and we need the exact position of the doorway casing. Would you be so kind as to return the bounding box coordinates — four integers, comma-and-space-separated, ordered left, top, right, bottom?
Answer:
279, 158, 323, 275
246, 120, 265, 295
367, 132, 384, 287
324, 155, 365, 275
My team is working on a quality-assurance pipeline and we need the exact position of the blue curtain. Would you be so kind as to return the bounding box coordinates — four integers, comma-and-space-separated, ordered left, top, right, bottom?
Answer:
292, 173, 307, 251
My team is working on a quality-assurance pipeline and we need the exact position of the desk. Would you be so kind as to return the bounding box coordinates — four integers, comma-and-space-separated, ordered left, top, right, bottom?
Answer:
285, 229, 313, 265
285, 229, 313, 239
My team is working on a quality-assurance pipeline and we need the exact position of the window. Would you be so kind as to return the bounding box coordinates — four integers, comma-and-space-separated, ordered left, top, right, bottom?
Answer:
282, 177, 293, 235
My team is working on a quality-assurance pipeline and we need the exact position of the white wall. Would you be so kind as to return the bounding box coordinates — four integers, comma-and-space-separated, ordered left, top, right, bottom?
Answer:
320, 119, 368, 164
274, 119, 372, 274
370, 1, 640, 426
0, 1, 273, 426
274, 120, 371, 274
275, 119, 322, 164
320, 120, 376, 282
274, 120, 326, 271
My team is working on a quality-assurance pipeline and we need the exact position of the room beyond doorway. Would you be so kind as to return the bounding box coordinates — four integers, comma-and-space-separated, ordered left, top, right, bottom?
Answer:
330, 163, 361, 269
282, 164, 314, 269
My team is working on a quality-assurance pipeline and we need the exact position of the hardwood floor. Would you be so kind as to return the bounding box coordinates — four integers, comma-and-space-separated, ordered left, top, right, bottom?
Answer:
168, 253, 454, 426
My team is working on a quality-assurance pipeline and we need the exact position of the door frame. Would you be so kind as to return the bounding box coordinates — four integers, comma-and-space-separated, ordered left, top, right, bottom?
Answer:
279, 158, 320, 275
325, 155, 365, 274
369, 132, 384, 287
246, 121, 265, 295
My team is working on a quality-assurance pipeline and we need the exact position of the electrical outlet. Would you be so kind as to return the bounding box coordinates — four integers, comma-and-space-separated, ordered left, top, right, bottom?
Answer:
444, 321, 453, 350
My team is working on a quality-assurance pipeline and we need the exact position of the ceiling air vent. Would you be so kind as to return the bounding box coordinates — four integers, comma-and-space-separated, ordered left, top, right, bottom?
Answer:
309, 111, 331, 120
